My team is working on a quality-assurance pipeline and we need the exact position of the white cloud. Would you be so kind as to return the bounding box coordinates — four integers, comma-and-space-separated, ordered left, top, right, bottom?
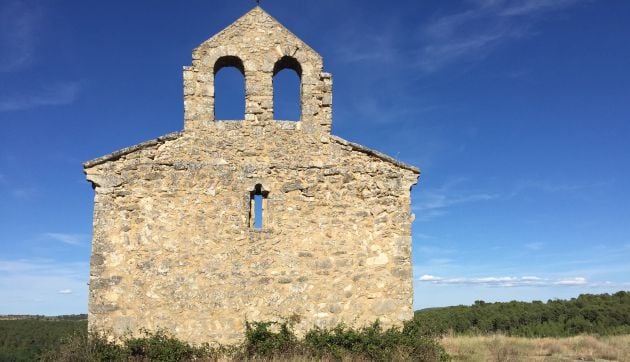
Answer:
43, 232, 88, 246
0, 0, 42, 72
58, 289, 73, 294
522, 276, 542, 281
419, 274, 443, 281
0, 82, 82, 112
555, 277, 587, 286
418, 274, 594, 287
418, 0, 582, 72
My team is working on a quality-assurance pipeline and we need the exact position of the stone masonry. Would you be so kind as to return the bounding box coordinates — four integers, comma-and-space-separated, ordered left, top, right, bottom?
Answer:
84, 7, 420, 345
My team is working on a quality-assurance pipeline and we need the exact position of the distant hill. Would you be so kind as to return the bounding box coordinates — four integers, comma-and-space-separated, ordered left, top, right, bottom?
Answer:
0, 314, 87, 321
414, 290, 630, 337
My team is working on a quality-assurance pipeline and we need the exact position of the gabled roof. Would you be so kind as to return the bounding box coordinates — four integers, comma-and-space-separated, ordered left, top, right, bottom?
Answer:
83, 132, 419, 174
330, 136, 419, 174
82, 132, 182, 169
196, 6, 321, 61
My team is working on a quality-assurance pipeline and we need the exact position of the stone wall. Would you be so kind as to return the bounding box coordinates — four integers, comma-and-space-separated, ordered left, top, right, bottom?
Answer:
84, 7, 420, 345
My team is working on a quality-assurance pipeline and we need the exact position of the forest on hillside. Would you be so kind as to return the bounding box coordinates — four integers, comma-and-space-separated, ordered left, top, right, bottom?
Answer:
414, 291, 630, 337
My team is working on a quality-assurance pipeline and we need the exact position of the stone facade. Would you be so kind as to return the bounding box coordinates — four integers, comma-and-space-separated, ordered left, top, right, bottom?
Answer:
84, 7, 420, 345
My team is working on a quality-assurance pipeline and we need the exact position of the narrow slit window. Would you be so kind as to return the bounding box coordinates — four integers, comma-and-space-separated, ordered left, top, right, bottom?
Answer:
254, 193, 263, 229
250, 184, 268, 229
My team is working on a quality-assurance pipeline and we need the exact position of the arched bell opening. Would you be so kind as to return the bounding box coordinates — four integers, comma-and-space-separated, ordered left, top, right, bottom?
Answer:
273, 56, 302, 121
214, 56, 245, 120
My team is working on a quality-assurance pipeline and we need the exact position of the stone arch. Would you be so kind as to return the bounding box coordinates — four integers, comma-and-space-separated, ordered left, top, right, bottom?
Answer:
214, 55, 245, 75
273, 55, 302, 77
214, 55, 245, 120
273, 56, 302, 121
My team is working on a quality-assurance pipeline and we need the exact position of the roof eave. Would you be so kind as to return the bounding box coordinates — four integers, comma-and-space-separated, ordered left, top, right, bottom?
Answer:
82, 131, 183, 169
330, 135, 420, 174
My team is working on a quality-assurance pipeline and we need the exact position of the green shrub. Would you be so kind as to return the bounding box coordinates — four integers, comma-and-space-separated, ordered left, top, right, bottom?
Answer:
125, 329, 201, 362
243, 321, 299, 357
238, 319, 450, 361
39, 319, 449, 361
39, 331, 127, 362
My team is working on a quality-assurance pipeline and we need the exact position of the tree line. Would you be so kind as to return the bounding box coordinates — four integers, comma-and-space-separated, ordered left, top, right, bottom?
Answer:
1, 292, 629, 360
413, 291, 630, 337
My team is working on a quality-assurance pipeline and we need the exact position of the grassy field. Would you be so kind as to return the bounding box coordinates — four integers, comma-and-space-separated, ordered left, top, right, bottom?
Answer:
442, 334, 630, 362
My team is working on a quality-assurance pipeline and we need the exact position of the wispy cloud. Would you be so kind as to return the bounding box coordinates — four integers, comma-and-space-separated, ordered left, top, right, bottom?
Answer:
0, 0, 42, 72
0, 81, 82, 112
9, 186, 38, 200
58, 289, 73, 294
525, 242, 544, 250
417, 245, 457, 256
426, 258, 457, 267
42, 233, 88, 246
418, 274, 598, 287
413, 177, 610, 221
509, 179, 614, 197
413, 179, 499, 221
418, 0, 583, 72
0, 259, 85, 276
0, 174, 39, 200
336, 33, 399, 64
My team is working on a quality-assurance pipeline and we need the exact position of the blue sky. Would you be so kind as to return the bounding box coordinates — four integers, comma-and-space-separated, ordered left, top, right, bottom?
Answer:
1, 0, 629, 315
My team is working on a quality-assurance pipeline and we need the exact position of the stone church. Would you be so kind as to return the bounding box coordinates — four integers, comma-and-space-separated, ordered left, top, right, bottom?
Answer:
84, 7, 420, 345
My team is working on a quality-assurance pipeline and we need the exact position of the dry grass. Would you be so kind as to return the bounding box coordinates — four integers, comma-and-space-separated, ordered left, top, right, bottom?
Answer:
442, 334, 630, 362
